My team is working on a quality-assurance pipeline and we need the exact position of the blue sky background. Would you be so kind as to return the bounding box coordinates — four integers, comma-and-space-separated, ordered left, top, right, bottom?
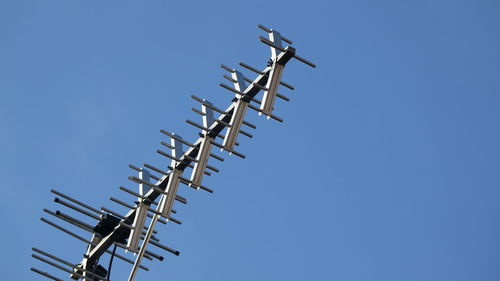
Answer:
1, 1, 499, 280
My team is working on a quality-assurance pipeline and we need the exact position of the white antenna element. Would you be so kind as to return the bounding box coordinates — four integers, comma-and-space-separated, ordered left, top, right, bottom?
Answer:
202, 100, 215, 131
190, 101, 216, 187
159, 135, 184, 218
223, 70, 249, 150
126, 169, 150, 253
269, 30, 283, 59
158, 168, 181, 219
190, 138, 213, 187
232, 70, 247, 95
139, 169, 150, 196
261, 30, 285, 117
170, 134, 184, 167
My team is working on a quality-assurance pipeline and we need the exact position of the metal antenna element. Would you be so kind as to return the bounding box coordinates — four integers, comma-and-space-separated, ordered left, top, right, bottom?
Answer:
125, 169, 150, 253
32, 24, 315, 281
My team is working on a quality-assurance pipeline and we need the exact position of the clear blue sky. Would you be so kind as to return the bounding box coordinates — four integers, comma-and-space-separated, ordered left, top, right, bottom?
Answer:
1, 1, 499, 280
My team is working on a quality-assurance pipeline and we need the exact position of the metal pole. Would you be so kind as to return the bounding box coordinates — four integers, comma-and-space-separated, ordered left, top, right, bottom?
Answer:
128, 212, 161, 281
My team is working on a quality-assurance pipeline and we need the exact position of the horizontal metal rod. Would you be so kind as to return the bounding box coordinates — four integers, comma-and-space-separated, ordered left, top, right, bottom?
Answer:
149, 239, 180, 256
175, 194, 188, 204
240, 62, 264, 75
223, 74, 237, 83
129, 176, 156, 188
259, 36, 286, 52
220, 83, 243, 96
138, 245, 163, 261
43, 209, 96, 235
256, 23, 271, 33
40, 217, 149, 271
31, 267, 64, 281
280, 80, 295, 90
243, 75, 255, 84
186, 119, 210, 132
239, 129, 253, 138
160, 141, 175, 151
110, 197, 143, 213
220, 64, 234, 72
191, 95, 226, 114
54, 198, 100, 221
247, 103, 284, 122
119, 186, 147, 200
191, 107, 205, 116
210, 152, 225, 162
240, 62, 294, 89
178, 176, 214, 193
168, 217, 182, 225
32, 247, 76, 270
130, 163, 164, 183
32, 248, 107, 280
277, 93, 290, 101
178, 179, 198, 192
143, 163, 170, 177
101, 207, 126, 220
150, 173, 161, 181
293, 53, 317, 68
51, 189, 101, 215
156, 149, 181, 163
32, 254, 93, 281
112, 242, 156, 261
55, 210, 94, 231
259, 36, 316, 68
160, 129, 195, 147
129, 164, 142, 172
242, 120, 256, 129
210, 140, 246, 159
257, 24, 293, 44
205, 163, 219, 173
142, 250, 164, 261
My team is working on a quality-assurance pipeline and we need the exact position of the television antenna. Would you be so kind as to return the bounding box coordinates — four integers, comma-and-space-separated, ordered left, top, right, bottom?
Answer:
31, 24, 315, 281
